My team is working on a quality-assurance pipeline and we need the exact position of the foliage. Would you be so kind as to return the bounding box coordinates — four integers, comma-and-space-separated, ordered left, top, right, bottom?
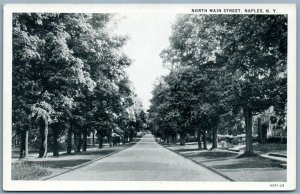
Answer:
12, 13, 144, 157
150, 14, 287, 153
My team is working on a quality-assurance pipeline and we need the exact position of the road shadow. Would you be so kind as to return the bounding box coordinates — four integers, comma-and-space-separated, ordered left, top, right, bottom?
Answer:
190, 151, 238, 159
173, 148, 202, 152
207, 156, 284, 169
62, 149, 115, 156
24, 159, 91, 168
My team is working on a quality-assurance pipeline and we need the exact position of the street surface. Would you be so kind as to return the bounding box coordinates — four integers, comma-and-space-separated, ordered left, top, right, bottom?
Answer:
50, 134, 229, 181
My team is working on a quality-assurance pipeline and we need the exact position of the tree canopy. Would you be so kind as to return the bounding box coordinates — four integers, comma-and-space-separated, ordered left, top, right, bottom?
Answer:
13, 13, 146, 158
149, 14, 287, 155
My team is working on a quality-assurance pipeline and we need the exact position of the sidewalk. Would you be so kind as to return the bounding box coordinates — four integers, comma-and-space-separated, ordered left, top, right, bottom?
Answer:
163, 142, 287, 182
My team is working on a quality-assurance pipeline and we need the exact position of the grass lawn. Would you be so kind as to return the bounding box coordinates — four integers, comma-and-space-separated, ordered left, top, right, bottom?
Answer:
164, 143, 287, 182
11, 138, 140, 180
203, 156, 287, 182
26, 159, 91, 168
12, 162, 52, 180
253, 143, 287, 155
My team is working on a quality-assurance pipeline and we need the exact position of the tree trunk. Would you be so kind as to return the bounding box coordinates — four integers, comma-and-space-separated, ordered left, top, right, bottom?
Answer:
108, 129, 113, 146
162, 132, 166, 143
172, 133, 177, 144
25, 130, 29, 158
38, 117, 48, 158
92, 131, 95, 146
211, 124, 218, 150
108, 134, 112, 147
67, 123, 72, 154
197, 129, 202, 149
166, 133, 170, 144
53, 128, 59, 157
202, 131, 207, 150
129, 132, 133, 142
107, 134, 113, 147
75, 130, 82, 153
74, 132, 78, 152
244, 107, 254, 156
82, 129, 87, 151
19, 130, 29, 159
98, 131, 103, 149
257, 117, 263, 143
179, 132, 186, 146
123, 135, 126, 144
19, 131, 25, 159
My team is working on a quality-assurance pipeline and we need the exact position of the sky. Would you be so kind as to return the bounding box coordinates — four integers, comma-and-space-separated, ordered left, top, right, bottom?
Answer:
113, 14, 177, 110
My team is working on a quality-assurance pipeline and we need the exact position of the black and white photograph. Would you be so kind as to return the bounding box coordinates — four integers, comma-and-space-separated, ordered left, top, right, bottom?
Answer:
3, 4, 296, 191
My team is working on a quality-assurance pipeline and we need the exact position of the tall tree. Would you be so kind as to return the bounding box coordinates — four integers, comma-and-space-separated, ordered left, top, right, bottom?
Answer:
158, 14, 287, 156
12, 13, 134, 157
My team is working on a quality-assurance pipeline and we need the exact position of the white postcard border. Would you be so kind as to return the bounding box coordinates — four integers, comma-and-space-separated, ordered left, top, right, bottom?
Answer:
3, 3, 297, 191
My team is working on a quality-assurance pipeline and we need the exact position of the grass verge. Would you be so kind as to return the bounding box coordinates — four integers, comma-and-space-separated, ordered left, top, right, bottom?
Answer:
12, 162, 52, 180
164, 143, 287, 182
12, 138, 140, 180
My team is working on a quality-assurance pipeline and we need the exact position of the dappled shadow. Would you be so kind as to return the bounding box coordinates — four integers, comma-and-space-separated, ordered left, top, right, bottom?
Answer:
209, 156, 284, 169
70, 149, 116, 156
12, 151, 39, 159
253, 143, 287, 154
24, 159, 91, 168
174, 148, 201, 152
190, 151, 238, 159
12, 140, 139, 159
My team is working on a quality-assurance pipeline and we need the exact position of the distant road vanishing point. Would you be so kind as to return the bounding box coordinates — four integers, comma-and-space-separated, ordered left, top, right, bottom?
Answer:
49, 134, 229, 181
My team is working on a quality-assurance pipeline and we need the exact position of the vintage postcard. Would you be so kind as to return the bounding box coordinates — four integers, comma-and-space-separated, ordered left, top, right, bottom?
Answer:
3, 4, 296, 191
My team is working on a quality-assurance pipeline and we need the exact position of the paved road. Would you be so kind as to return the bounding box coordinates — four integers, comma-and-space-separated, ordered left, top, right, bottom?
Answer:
50, 134, 229, 181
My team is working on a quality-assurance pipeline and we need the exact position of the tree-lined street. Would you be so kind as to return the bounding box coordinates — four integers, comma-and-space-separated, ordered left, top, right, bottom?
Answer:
11, 13, 287, 182
49, 134, 229, 181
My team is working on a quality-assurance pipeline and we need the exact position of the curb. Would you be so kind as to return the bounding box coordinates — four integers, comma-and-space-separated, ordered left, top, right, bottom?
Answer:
159, 144, 235, 182
41, 141, 138, 181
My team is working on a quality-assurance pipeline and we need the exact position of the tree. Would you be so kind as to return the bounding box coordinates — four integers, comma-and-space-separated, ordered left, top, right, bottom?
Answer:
12, 13, 134, 158
216, 15, 287, 156
160, 16, 230, 148
31, 102, 53, 158
149, 80, 176, 143
158, 14, 287, 156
